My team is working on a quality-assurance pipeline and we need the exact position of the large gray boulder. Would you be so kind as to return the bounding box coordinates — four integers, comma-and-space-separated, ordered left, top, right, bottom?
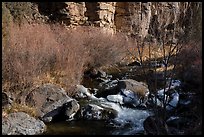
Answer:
2, 112, 46, 135
24, 83, 80, 122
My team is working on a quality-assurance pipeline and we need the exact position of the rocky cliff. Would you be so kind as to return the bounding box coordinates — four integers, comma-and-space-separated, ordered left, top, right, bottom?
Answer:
35, 2, 201, 42
4, 2, 202, 43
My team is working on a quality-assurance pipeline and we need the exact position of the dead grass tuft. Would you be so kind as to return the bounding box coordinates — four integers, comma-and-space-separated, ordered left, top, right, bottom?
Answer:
3, 103, 38, 118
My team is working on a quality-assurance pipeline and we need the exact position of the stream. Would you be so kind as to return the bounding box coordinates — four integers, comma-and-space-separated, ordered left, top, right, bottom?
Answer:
43, 63, 197, 135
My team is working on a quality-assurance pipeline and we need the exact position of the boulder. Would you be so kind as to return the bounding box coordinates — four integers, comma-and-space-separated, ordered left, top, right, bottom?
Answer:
143, 116, 169, 135
118, 79, 149, 105
107, 94, 123, 105
96, 80, 119, 98
166, 116, 187, 128
2, 112, 46, 135
166, 92, 179, 111
62, 99, 80, 120
99, 79, 118, 91
40, 98, 80, 122
73, 84, 92, 99
118, 79, 149, 97
122, 90, 141, 108
24, 83, 80, 122
77, 103, 117, 120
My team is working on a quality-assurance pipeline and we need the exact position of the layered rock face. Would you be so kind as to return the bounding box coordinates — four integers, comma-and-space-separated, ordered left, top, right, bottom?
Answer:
36, 2, 201, 42
4, 2, 201, 42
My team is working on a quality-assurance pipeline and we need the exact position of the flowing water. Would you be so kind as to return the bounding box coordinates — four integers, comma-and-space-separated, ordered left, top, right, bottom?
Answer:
43, 92, 153, 135
43, 109, 152, 135
43, 63, 194, 135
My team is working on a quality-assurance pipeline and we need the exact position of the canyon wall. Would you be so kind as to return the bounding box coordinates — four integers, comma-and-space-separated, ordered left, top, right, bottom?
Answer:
4, 2, 202, 43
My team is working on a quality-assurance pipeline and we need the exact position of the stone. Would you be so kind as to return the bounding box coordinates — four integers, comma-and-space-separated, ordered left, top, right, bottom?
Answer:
143, 116, 169, 135
121, 89, 141, 107
23, 83, 80, 122
40, 98, 80, 122
73, 84, 92, 99
2, 112, 46, 135
63, 99, 80, 120
166, 92, 179, 111
118, 79, 149, 99
117, 79, 150, 107
77, 103, 117, 120
107, 94, 123, 105
166, 116, 187, 127
99, 79, 118, 90
8, 2, 200, 43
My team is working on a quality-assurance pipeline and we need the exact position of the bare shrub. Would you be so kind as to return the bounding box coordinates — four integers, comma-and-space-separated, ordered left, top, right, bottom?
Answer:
77, 26, 128, 69
175, 41, 202, 90
2, 23, 128, 96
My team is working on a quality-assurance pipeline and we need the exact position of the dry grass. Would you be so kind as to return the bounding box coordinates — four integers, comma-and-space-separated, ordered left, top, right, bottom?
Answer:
3, 103, 38, 118
126, 38, 179, 64
2, 23, 128, 96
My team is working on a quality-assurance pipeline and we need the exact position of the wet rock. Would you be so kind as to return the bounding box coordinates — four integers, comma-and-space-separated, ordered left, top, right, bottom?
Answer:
77, 103, 117, 120
23, 83, 79, 122
123, 95, 140, 108
118, 79, 149, 106
118, 79, 149, 97
156, 90, 180, 111
120, 89, 142, 107
107, 94, 123, 105
79, 104, 103, 120
143, 116, 169, 135
166, 116, 188, 129
157, 80, 181, 97
154, 80, 181, 110
178, 93, 192, 107
166, 92, 179, 111
2, 112, 46, 135
179, 100, 191, 106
